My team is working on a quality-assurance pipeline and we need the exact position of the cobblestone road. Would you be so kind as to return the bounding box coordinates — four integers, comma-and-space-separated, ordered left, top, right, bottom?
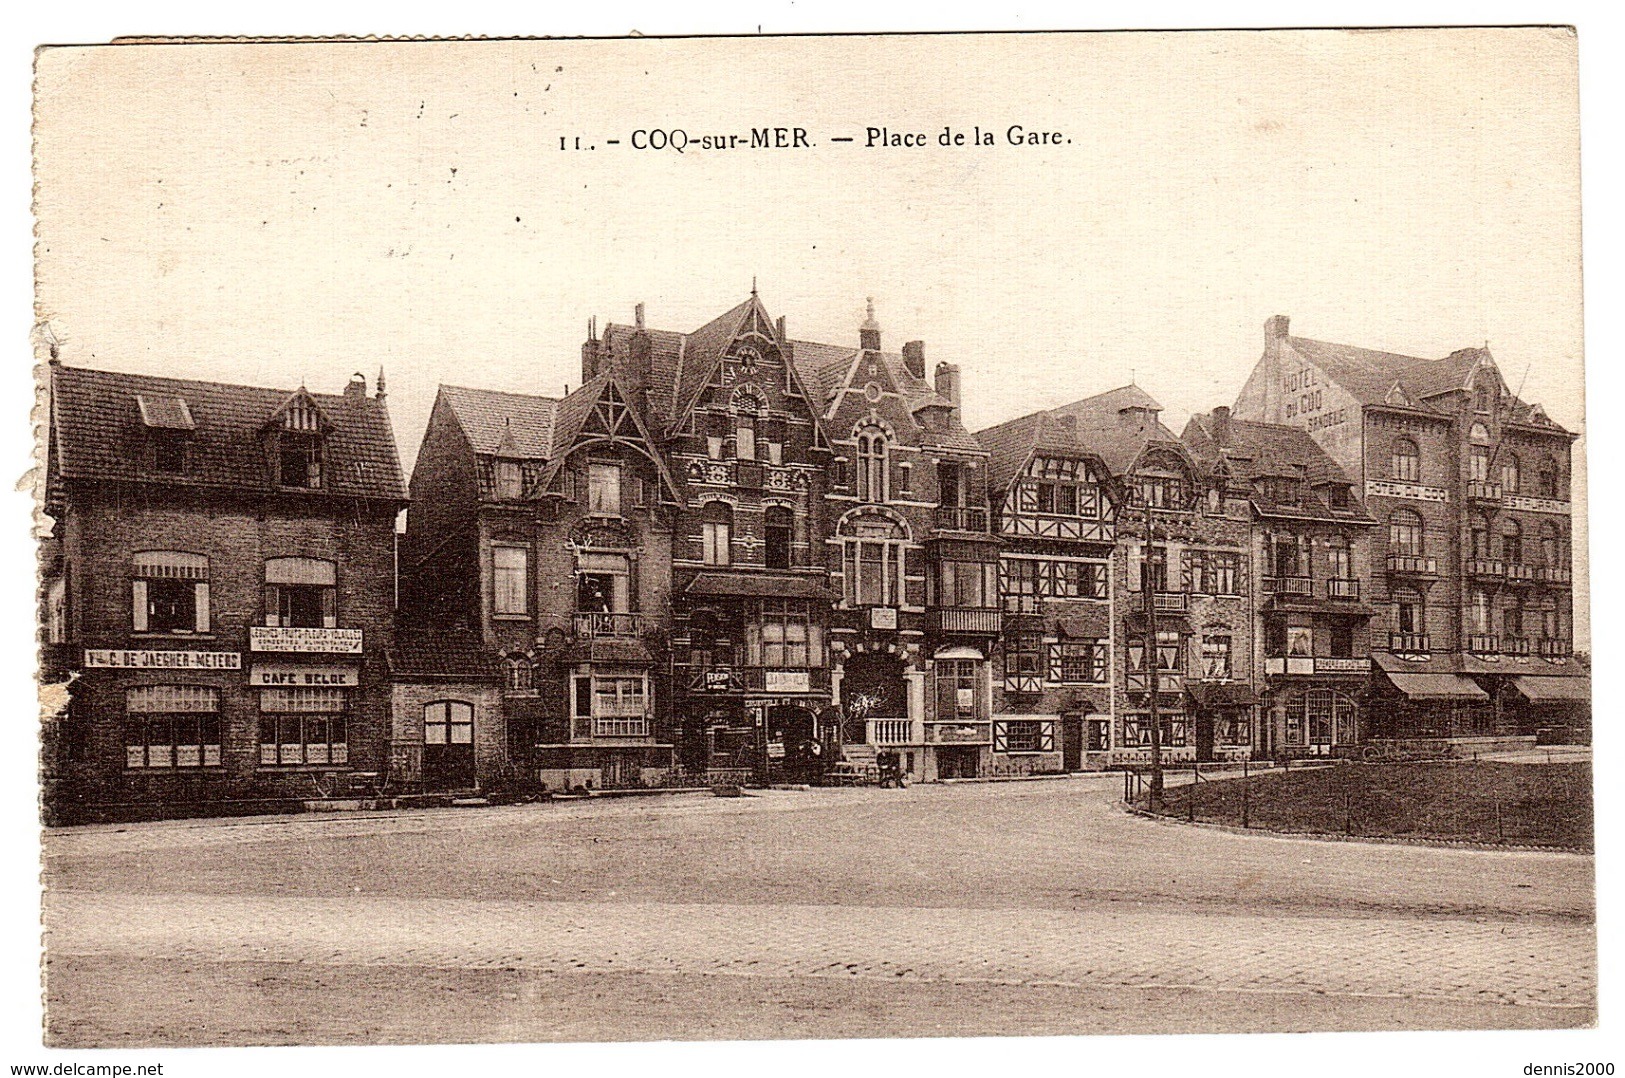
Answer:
42, 777, 1596, 1043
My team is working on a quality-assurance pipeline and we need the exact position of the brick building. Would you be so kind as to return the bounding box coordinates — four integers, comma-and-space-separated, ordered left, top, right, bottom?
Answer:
978, 408, 1119, 773
1183, 408, 1377, 757
789, 302, 1000, 783
41, 363, 404, 821
1233, 316, 1587, 745
401, 365, 684, 792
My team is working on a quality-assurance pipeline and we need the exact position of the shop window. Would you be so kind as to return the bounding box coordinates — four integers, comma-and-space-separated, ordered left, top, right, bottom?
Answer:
1391, 440, 1420, 482
701, 502, 733, 566
424, 700, 474, 745
259, 687, 348, 766
131, 551, 210, 634
125, 685, 221, 769
264, 557, 337, 628
491, 546, 529, 616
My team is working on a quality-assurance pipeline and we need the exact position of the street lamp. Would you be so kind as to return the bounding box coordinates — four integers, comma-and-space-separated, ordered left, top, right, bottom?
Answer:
1132, 483, 1167, 810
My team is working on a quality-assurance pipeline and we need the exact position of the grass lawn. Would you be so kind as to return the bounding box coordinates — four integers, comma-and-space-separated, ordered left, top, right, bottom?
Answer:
1148, 761, 1592, 850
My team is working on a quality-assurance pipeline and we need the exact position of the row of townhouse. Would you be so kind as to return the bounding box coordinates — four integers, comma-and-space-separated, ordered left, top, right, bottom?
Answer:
39, 297, 1589, 818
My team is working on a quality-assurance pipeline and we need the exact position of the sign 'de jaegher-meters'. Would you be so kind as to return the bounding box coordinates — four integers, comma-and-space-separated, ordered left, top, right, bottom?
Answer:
84, 650, 242, 670
249, 626, 364, 654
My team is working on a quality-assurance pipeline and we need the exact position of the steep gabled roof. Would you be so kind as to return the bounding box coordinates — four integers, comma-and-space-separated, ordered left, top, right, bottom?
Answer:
439, 385, 558, 458
1183, 412, 1373, 523
1044, 385, 1186, 478
50, 365, 405, 500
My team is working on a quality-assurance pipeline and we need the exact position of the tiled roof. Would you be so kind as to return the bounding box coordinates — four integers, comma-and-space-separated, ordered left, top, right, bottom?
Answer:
50, 365, 405, 500
439, 385, 558, 458
547, 372, 610, 457
388, 629, 500, 681
789, 339, 857, 405
1183, 413, 1373, 523
1045, 386, 1184, 477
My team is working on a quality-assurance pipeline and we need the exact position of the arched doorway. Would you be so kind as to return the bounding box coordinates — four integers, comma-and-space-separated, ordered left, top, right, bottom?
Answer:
766, 705, 822, 783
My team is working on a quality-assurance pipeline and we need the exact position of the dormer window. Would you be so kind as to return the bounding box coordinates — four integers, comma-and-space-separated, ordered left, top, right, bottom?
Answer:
137, 394, 196, 476
279, 434, 323, 489
150, 432, 188, 475
494, 459, 524, 500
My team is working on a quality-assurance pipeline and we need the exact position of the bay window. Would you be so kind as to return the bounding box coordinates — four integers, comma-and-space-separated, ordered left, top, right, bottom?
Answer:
750, 600, 824, 667
935, 558, 998, 608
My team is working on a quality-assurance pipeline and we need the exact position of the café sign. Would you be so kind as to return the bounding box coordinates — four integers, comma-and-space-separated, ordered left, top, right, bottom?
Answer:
250, 626, 364, 654
250, 665, 360, 688
85, 649, 241, 670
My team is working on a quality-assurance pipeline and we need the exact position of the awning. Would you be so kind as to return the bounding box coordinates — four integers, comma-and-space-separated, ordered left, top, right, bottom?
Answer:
684, 572, 835, 600
1383, 672, 1489, 702
1187, 682, 1261, 708
1512, 676, 1591, 704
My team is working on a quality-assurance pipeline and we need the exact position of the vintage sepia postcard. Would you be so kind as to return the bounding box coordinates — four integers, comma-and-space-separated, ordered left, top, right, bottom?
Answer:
29, 27, 1592, 1061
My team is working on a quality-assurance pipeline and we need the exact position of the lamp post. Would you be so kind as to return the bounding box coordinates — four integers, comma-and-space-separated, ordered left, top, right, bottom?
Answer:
1137, 487, 1166, 811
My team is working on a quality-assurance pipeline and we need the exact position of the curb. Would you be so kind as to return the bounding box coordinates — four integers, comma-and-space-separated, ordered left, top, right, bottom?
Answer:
1117, 799, 1592, 855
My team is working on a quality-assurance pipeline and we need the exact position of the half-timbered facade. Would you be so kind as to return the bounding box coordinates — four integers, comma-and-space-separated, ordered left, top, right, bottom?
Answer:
978, 409, 1119, 773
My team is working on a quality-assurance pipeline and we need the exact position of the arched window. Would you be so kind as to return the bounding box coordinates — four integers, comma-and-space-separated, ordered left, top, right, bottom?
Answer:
1500, 518, 1523, 566
505, 655, 534, 693
764, 505, 793, 569
1391, 439, 1420, 482
701, 501, 732, 566
1500, 452, 1520, 494
1469, 422, 1491, 442
1389, 509, 1423, 556
1541, 521, 1563, 567
855, 427, 889, 503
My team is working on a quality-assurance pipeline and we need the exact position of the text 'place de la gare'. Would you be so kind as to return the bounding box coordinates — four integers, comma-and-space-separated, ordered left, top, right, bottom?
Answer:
38, 295, 1587, 820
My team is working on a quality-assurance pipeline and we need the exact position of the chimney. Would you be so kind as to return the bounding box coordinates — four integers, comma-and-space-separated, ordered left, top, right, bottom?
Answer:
344, 372, 367, 399
1211, 405, 1231, 443
776, 315, 787, 342
1265, 314, 1290, 355
634, 302, 645, 330
581, 319, 602, 382
934, 361, 961, 411
859, 297, 881, 352
902, 341, 925, 380
1054, 413, 1076, 432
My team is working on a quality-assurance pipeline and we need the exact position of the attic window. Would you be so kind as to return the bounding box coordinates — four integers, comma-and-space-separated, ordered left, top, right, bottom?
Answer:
136, 394, 196, 431
1327, 485, 1351, 510
279, 434, 323, 489
495, 459, 524, 500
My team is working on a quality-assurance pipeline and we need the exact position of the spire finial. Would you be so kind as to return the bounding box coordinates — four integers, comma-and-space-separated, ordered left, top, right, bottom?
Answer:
751, 276, 758, 297
862, 296, 879, 330
376, 365, 387, 401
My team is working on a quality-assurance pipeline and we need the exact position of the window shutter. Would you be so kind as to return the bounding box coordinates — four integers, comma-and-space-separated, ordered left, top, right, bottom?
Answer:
131, 580, 148, 631
321, 587, 337, 628
264, 585, 280, 627
194, 582, 211, 633
1128, 544, 1143, 591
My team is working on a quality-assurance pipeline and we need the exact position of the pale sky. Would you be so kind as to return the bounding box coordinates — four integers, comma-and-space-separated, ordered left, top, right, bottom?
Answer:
32, 30, 1585, 641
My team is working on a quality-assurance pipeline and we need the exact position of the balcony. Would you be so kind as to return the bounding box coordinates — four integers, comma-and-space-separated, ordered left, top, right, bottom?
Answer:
926, 721, 993, 745
1538, 638, 1572, 659
1467, 633, 1500, 654
1388, 632, 1431, 652
926, 608, 1003, 635
1140, 591, 1189, 614
867, 718, 914, 745
1537, 566, 1573, 586
592, 717, 650, 738
934, 505, 990, 532
1503, 563, 1539, 585
574, 612, 645, 639
1264, 576, 1314, 597
1386, 553, 1438, 577
1501, 637, 1532, 657
1465, 558, 1505, 579
1326, 578, 1361, 601
1466, 480, 1503, 504
1125, 670, 1184, 694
